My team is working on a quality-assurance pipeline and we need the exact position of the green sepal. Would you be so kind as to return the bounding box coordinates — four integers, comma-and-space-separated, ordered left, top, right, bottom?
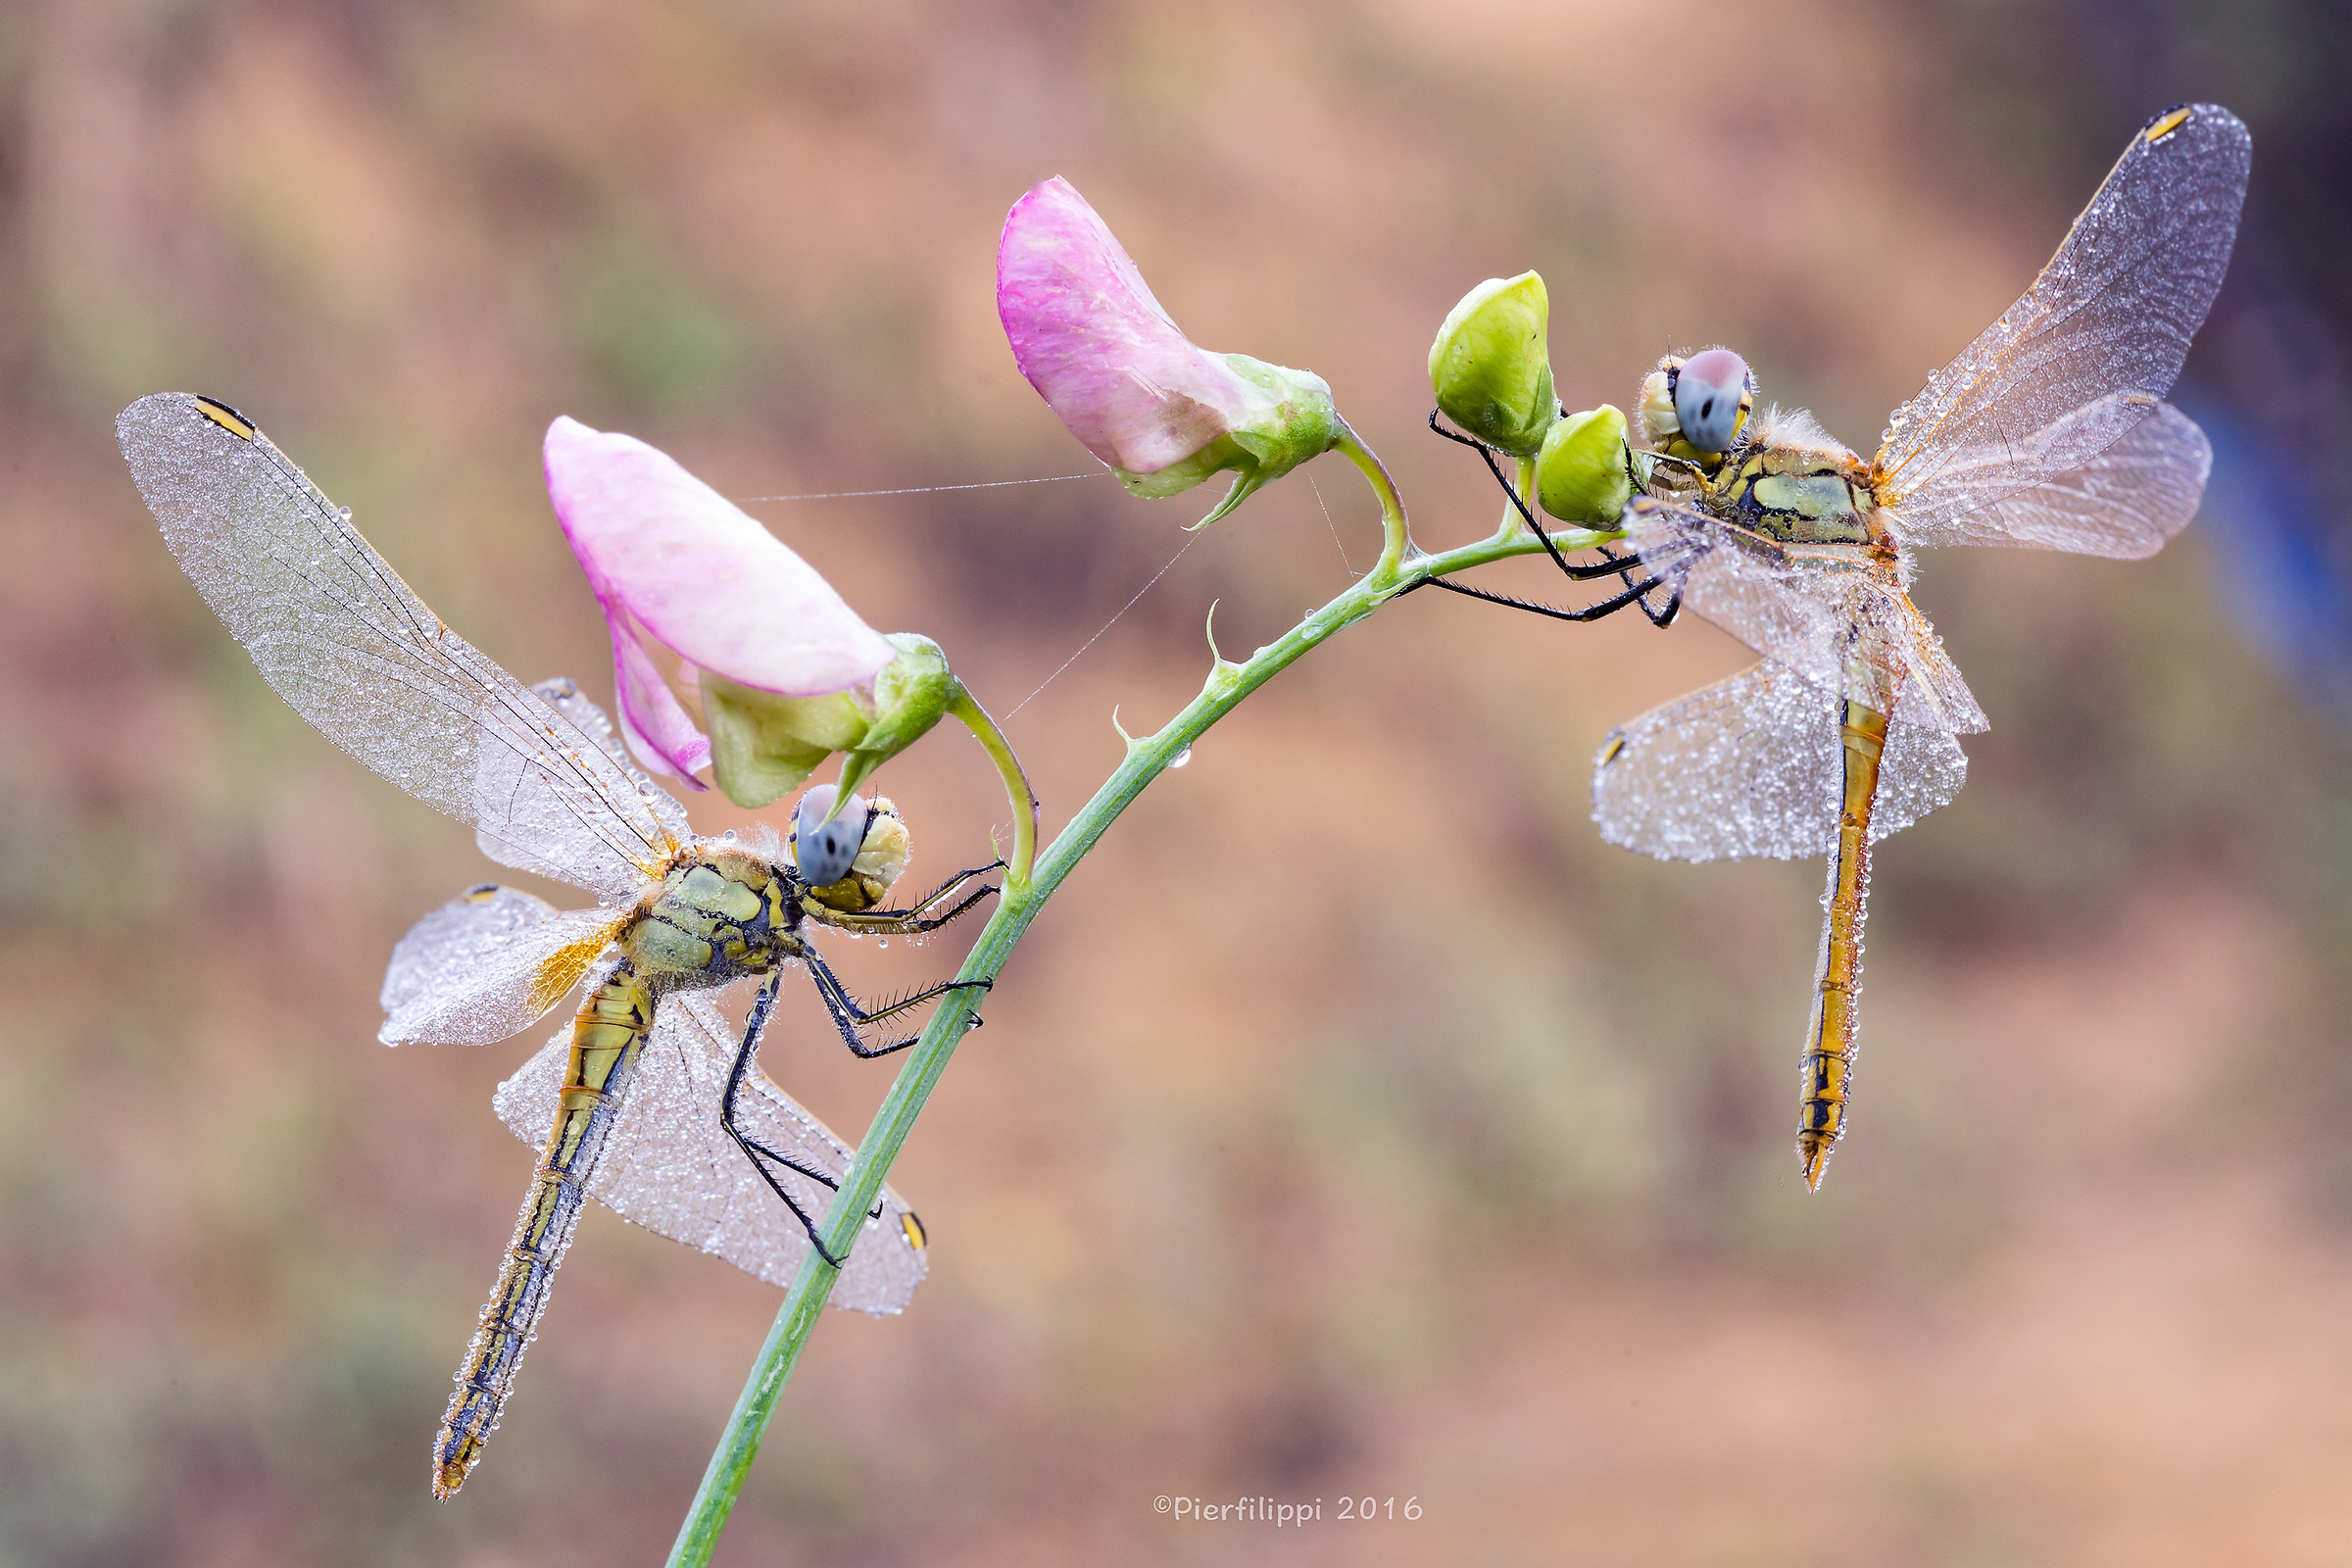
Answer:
702, 673, 870, 809
1110, 356, 1338, 527
832, 633, 957, 807
1537, 404, 1635, 524
1429, 272, 1557, 456
1114, 434, 1245, 500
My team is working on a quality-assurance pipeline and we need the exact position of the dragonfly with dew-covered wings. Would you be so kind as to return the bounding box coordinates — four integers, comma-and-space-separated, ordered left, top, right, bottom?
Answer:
1427, 103, 2247, 1186
121, 393, 1001, 1495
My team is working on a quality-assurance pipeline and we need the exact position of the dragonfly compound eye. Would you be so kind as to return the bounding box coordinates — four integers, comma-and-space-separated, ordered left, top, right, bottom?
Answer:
1672, 348, 1753, 454
792, 784, 868, 887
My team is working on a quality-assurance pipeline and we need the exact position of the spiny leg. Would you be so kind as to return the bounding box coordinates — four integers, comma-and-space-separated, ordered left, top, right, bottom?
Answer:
1404, 562, 1688, 626
1423, 409, 1692, 624
810, 868, 1003, 935
718, 971, 880, 1268
1428, 410, 1681, 587
868, 860, 1005, 922
804, 946, 993, 1059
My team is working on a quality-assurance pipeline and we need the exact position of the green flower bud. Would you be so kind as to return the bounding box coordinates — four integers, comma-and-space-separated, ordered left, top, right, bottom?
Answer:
702, 634, 959, 810
1429, 272, 1557, 456
1116, 355, 1341, 527
1537, 405, 1636, 524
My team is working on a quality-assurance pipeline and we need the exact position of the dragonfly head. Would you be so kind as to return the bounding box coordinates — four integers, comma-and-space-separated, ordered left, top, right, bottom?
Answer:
1638, 348, 1754, 469
791, 785, 912, 914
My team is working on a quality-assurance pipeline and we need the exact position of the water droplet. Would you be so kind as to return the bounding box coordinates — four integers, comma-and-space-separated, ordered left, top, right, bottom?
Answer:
337, 506, 353, 521
721, 827, 738, 841
877, 939, 889, 949
1168, 747, 1193, 768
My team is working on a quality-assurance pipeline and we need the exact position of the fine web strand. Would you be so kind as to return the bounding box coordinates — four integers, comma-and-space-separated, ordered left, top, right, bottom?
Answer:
1005, 536, 1199, 718
1308, 474, 1354, 573
737, 473, 1104, 503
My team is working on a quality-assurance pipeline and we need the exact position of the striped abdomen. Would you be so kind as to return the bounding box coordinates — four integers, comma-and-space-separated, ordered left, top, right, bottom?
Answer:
433, 960, 655, 1497
1796, 698, 1887, 1191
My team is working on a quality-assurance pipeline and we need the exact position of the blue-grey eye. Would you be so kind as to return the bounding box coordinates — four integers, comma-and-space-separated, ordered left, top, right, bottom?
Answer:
1673, 348, 1753, 453
792, 785, 867, 886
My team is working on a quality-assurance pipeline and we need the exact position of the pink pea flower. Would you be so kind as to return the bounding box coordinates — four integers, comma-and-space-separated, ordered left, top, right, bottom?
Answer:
544, 416, 898, 787
998, 176, 1336, 525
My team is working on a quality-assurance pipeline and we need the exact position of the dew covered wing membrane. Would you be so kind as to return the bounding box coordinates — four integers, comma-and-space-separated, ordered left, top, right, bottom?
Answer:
118, 393, 678, 902
1876, 103, 2247, 535
1592, 662, 1968, 862
493, 988, 928, 1313
380, 884, 619, 1047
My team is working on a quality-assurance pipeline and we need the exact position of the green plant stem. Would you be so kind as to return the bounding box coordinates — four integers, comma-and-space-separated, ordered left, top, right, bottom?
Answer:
665, 470, 1614, 1568
946, 684, 1038, 888
1334, 416, 1409, 575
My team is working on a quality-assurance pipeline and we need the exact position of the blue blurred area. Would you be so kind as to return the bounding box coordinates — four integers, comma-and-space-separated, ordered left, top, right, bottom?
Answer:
2058, 0, 2352, 727
2189, 394, 2352, 725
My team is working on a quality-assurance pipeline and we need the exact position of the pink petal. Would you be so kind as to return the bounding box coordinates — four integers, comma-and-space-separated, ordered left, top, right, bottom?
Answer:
997, 176, 1272, 474
545, 416, 898, 698
607, 604, 712, 785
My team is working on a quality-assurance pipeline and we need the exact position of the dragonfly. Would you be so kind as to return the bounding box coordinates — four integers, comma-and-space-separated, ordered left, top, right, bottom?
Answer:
1434, 103, 2249, 1188
119, 391, 1001, 1497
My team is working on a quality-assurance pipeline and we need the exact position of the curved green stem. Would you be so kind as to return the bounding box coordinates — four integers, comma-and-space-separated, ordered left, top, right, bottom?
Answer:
1334, 416, 1409, 577
946, 684, 1038, 888
1512, 454, 1539, 539
663, 441, 1615, 1567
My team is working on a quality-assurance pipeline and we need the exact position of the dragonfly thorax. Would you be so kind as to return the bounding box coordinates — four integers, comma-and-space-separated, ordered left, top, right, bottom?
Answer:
1705, 411, 1889, 552
626, 846, 803, 986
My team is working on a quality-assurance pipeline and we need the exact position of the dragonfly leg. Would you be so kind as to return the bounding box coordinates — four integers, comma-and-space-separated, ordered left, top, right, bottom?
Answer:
718, 973, 885, 1267
809, 866, 1002, 934
804, 947, 993, 1058
1401, 564, 1685, 624
1428, 410, 1541, 533
1430, 409, 1696, 590
1633, 574, 1685, 628
884, 860, 1007, 920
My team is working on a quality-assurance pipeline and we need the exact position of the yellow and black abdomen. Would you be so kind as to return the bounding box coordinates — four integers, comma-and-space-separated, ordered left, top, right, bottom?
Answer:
433, 958, 655, 1497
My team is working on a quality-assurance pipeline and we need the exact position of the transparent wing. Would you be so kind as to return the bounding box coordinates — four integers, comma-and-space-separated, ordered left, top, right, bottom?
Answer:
1628, 500, 1987, 735
380, 884, 621, 1046
1873, 103, 2247, 539
492, 986, 927, 1314
1592, 662, 1970, 863
1890, 398, 2211, 558
496, 677, 692, 861
120, 393, 688, 903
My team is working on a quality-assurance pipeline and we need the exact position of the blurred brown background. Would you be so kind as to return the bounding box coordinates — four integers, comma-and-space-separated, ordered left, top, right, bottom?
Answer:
6, 2, 2351, 1563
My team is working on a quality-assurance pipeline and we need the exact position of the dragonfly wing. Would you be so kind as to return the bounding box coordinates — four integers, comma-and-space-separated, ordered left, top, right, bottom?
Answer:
1873, 104, 2247, 542
1850, 580, 1990, 736
502, 678, 693, 851
1628, 500, 1985, 734
493, 987, 927, 1314
120, 394, 687, 904
1593, 662, 1969, 862
380, 885, 621, 1046
1891, 398, 2211, 558
1627, 499, 1850, 694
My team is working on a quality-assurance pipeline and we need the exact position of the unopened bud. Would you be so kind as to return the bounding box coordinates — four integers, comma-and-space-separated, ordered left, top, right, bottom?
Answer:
1429, 272, 1557, 455
1537, 405, 1635, 524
